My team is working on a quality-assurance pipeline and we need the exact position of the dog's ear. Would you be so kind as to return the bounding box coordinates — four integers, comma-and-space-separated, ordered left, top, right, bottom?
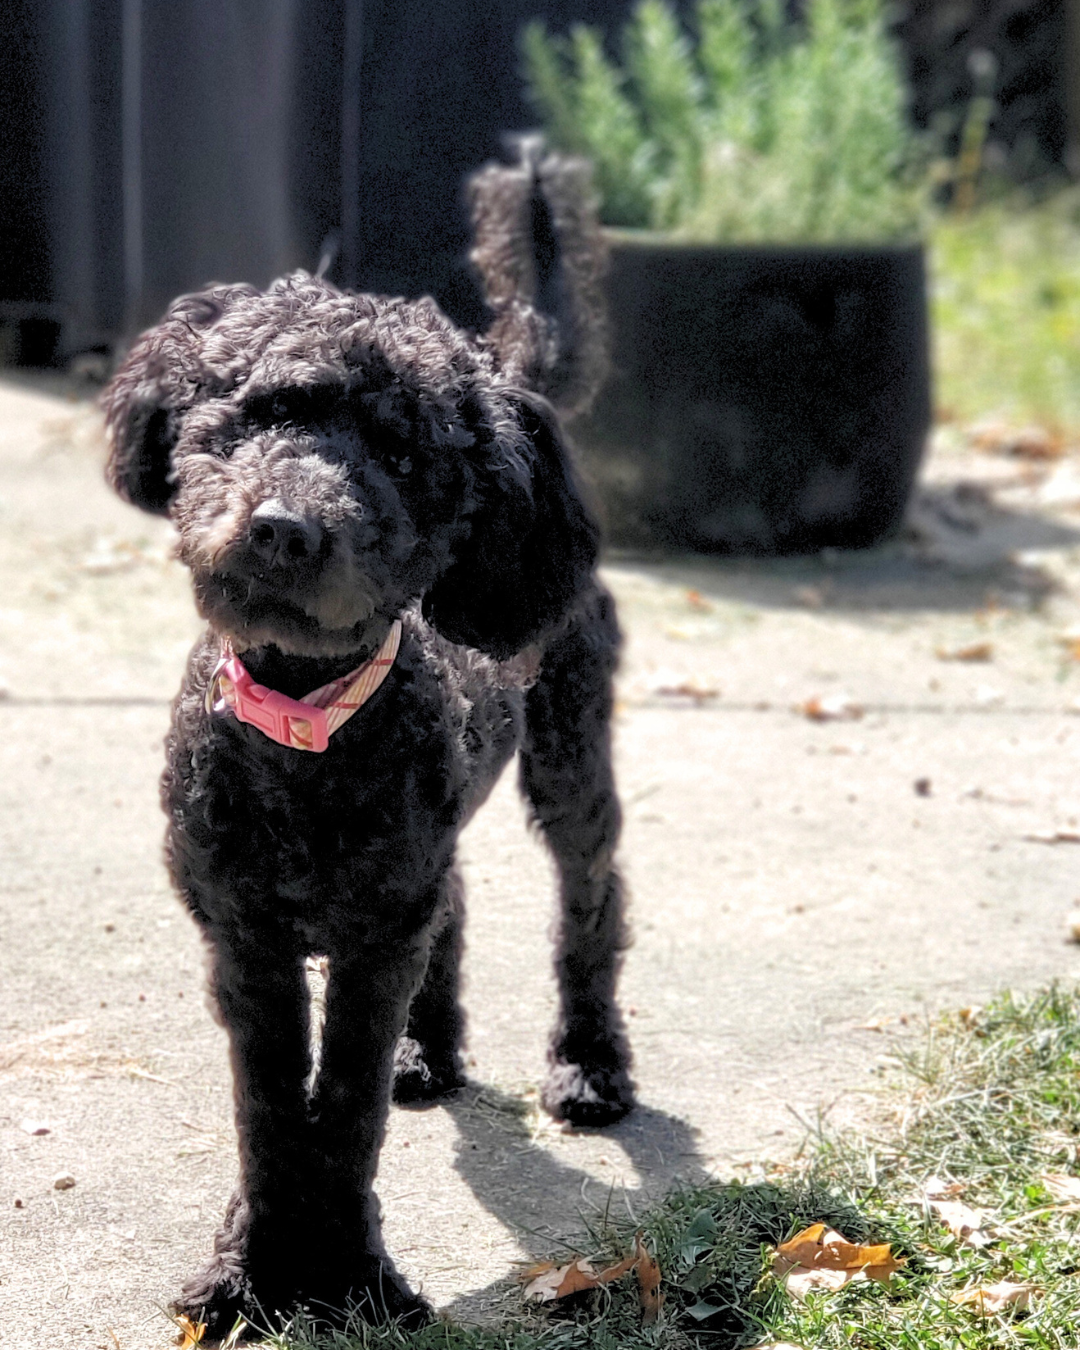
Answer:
422, 390, 599, 659
103, 389, 180, 516
102, 285, 254, 515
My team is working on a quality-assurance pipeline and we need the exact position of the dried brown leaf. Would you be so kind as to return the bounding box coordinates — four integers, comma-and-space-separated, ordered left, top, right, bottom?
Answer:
797, 694, 863, 723
968, 420, 1062, 460
174, 1316, 206, 1348
634, 1232, 663, 1323
1042, 1172, 1080, 1202
598, 1252, 639, 1285
522, 1257, 600, 1302
929, 1199, 991, 1248
924, 1176, 966, 1199
655, 681, 720, 702
1058, 637, 1080, 663
773, 1223, 903, 1299
935, 642, 994, 662
949, 1281, 1037, 1315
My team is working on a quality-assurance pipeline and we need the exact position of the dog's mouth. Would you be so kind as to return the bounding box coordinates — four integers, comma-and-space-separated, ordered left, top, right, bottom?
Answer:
197, 569, 381, 656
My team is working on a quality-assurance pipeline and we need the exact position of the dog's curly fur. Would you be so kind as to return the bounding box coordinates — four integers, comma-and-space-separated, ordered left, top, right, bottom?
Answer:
101, 149, 633, 1337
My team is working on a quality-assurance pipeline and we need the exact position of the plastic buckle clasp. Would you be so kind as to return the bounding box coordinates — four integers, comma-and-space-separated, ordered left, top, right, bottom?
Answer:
221, 656, 329, 752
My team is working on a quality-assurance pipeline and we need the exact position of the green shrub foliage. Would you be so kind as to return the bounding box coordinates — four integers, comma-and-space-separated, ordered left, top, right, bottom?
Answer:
521, 0, 923, 242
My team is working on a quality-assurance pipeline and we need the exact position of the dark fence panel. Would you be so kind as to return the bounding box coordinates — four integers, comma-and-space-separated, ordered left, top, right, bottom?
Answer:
0, 0, 635, 356
0, 0, 1071, 359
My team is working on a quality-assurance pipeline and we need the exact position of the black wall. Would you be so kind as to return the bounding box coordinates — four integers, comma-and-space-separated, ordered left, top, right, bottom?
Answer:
0, 0, 1072, 358
0, 0, 635, 355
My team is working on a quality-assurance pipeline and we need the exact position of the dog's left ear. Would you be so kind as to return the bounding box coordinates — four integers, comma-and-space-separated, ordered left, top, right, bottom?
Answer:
422, 391, 599, 659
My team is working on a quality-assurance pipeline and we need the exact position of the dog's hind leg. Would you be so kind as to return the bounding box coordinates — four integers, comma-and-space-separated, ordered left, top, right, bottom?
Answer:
304, 926, 434, 1325
174, 934, 314, 1337
393, 864, 467, 1104
520, 583, 635, 1127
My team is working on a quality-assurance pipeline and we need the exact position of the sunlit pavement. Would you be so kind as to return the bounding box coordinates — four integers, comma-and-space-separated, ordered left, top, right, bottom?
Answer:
3, 376, 1080, 1346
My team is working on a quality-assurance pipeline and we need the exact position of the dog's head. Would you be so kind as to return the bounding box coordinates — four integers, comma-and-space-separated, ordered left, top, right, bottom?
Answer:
101, 272, 598, 660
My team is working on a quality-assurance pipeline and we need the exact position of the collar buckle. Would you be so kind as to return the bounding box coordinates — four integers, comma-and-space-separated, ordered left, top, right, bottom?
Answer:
213, 656, 330, 752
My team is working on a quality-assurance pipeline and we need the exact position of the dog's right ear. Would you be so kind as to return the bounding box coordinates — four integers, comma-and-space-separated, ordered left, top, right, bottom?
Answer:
102, 284, 254, 515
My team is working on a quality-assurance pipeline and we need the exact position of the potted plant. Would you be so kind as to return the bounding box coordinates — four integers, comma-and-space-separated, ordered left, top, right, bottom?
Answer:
521, 0, 931, 554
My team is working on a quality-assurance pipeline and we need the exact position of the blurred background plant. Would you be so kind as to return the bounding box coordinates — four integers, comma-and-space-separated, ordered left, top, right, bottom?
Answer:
932, 190, 1080, 434
523, 0, 1080, 437
521, 0, 926, 242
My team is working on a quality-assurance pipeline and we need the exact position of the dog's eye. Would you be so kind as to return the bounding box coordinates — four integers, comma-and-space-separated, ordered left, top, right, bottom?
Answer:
388, 455, 413, 478
271, 394, 293, 421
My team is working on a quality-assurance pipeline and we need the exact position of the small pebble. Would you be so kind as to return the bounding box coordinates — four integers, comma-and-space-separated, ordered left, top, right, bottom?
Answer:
53, 1173, 76, 1191
13, 1197, 23, 1208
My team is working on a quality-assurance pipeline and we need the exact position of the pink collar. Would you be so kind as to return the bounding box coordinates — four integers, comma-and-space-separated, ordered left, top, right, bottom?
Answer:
206, 619, 402, 752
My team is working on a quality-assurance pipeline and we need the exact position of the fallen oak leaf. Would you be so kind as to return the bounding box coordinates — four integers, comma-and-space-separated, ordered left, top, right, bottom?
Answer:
1057, 634, 1080, 663
949, 1281, 1036, 1315
1042, 1172, 1080, 1202
522, 1257, 601, 1302
773, 1223, 903, 1299
174, 1315, 206, 1348
924, 1176, 966, 1199
935, 641, 994, 662
598, 1252, 639, 1285
968, 420, 1062, 460
655, 681, 720, 703
929, 1199, 992, 1248
797, 694, 863, 723
634, 1231, 663, 1323
1024, 830, 1080, 845
521, 1249, 639, 1304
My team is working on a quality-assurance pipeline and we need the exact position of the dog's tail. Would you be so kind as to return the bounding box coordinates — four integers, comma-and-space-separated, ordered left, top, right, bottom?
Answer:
468, 136, 608, 418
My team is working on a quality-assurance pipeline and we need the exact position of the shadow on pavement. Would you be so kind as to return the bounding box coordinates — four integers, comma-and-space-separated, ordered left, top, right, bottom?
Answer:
416, 1084, 706, 1317
606, 482, 1080, 617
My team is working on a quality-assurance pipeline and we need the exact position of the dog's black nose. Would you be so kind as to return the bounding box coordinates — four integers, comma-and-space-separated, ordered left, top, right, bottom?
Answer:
248, 499, 324, 566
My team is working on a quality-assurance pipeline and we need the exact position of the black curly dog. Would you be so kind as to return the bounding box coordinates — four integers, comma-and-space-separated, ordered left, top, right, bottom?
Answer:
101, 149, 633, 1336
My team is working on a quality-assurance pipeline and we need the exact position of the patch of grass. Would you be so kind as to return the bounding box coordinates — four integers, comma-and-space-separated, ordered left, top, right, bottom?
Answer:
931, 192, 1080, 435
268, 986, 1080, 1348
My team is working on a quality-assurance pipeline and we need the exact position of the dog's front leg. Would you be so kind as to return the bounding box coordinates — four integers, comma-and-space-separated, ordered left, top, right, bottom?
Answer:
305, 933, 432, 1326
175, 934, 313, 1336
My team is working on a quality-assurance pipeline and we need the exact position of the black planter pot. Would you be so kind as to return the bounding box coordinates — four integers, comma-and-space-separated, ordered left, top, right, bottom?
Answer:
571, 237, 932, 555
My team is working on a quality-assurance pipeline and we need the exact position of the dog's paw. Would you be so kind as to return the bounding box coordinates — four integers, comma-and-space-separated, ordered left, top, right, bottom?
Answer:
542, 1058, 636, 1128
392, 1035, 465, 1106
173, 1255, 258, 1341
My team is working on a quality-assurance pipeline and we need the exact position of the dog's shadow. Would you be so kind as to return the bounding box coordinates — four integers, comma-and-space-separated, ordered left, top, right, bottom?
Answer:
426, 1084, 708, 1319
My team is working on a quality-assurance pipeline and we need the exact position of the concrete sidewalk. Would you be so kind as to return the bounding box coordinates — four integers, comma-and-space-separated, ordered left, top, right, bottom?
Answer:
3, 375, 1080, 1348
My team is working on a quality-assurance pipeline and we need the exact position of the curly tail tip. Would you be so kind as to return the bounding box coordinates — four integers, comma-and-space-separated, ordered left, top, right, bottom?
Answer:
468, 135, 608, 418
